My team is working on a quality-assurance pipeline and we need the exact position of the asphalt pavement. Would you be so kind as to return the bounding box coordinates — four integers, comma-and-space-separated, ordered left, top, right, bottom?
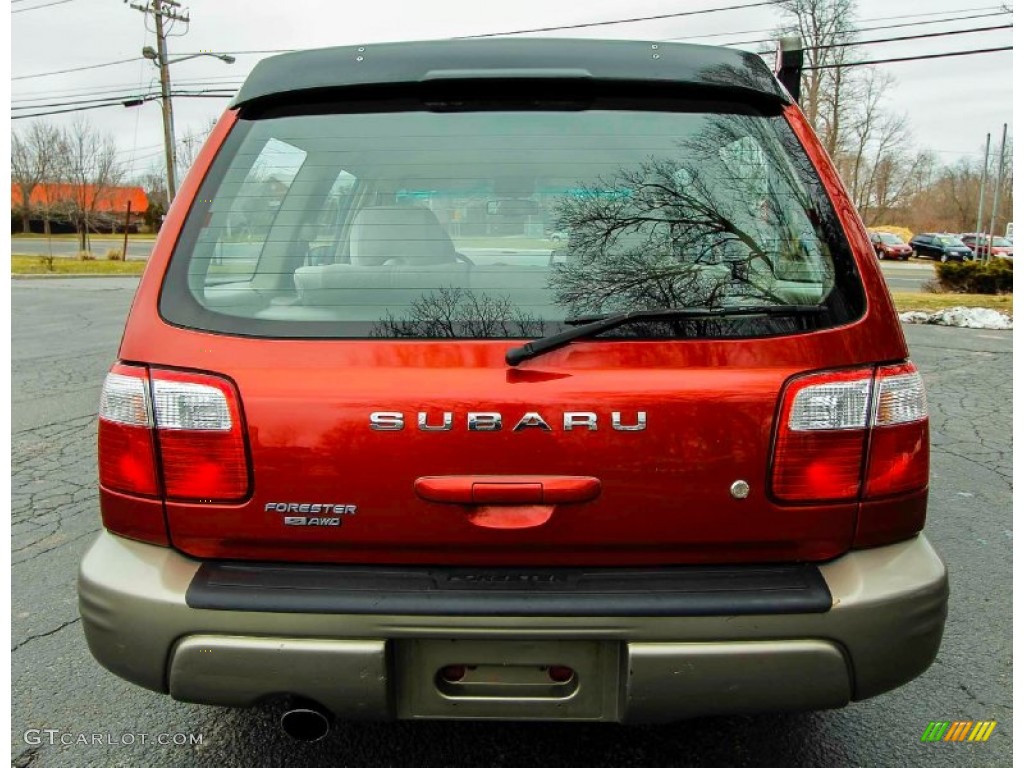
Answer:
877, 259, 937, 292
10, 237, 154, 261
10, 278, 1012, 768
9, 239, 937, 292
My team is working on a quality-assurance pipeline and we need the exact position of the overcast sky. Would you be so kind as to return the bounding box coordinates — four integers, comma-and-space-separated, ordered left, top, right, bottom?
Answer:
8, 0, 1015, 182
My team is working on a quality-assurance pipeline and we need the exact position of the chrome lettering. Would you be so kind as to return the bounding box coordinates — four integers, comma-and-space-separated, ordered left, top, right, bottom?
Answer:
266, 502, 357, 515
468, 412, 502, 431
512, 412, 552, 432
612, 411, 647, 431
418, 412, 454, 431
370, 411, 404, 431
563, 412, 598, 431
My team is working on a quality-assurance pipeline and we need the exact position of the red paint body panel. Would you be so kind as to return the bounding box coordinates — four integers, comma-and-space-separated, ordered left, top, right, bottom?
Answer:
98, 487, 169, 546
111, 104, 925, 566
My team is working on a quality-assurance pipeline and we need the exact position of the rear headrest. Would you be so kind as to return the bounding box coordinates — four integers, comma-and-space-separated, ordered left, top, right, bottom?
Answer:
350, 205, 457, 266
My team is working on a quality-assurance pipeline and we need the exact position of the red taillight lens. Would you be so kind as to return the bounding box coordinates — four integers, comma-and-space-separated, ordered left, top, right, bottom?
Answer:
772, 368, 873, 502
772, 363, 929, 505
865, 363, 929, 497
151, 370, 249, 501
98, 365, 250, 541
772, 430, 867, 501
98, 366, 159, 496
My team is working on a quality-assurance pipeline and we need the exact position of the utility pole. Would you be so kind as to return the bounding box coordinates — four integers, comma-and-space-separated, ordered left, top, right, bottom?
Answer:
986, 123, 1008, 262
127, 0, 190, 202
974, 132, 990, 243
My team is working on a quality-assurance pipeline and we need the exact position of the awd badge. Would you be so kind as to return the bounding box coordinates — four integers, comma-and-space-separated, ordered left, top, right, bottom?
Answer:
264, 502, 357, 527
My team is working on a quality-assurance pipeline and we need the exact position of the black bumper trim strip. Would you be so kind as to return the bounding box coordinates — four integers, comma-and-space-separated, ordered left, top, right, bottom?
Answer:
186, 562, 833, 617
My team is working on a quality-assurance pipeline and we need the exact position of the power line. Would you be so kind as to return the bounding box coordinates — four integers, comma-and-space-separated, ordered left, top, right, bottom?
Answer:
13, 56, 142, 81
12, 0, 74, 13
458, 1, 776, 39
11, 90, 235, 120
709, 9, 1012, 48
11, 80, 241, 110
670, 6, 1010, 43
805, 23, 1013, 52
12, 70, 239, 98
12, 94, 162, 110
12, 45, 1013, 115
12, 5, 1010, 85
175, 48, 293, 56
807, 45, 1013, 69
12, 76, 242, 104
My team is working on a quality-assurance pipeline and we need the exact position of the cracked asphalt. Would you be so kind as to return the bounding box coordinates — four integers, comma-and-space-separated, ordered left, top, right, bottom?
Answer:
11, 278, 1012, 767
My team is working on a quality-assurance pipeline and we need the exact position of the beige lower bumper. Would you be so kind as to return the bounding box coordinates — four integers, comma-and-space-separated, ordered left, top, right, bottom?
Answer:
78, 532, 947, 723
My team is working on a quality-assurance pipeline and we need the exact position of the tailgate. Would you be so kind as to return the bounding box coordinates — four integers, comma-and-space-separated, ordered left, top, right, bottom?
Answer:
162, 350, 857, 565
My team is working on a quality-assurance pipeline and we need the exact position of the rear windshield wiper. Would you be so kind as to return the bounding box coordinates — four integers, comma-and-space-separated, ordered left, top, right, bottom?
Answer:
505, 305, 828, 366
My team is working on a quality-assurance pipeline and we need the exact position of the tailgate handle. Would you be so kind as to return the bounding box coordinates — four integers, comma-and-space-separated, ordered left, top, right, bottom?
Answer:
414, 476, 601, 505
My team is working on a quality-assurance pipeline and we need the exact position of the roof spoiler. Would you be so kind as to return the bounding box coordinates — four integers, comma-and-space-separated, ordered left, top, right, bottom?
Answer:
775, 37, 803, 103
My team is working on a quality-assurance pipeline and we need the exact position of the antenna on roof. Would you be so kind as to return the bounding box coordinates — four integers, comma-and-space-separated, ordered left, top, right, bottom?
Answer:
775, 37, 803, 103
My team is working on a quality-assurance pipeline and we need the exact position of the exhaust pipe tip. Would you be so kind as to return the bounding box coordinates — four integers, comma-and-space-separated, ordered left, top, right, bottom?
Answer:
280, 703, 332, 743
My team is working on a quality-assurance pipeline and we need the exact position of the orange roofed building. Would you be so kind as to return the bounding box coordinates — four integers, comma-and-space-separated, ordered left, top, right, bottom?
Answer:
11, 183, 149, 233
12, 183, 148, 214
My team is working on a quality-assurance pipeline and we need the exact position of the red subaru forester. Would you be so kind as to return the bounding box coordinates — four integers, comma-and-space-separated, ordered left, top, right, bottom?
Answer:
79, 38, 947, 740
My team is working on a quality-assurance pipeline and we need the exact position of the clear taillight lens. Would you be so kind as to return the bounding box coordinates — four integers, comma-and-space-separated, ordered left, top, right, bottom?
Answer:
99, 372, 152, 426
152, 379, 233, 430
873, 367, 927, 426
788, 376, 872, 431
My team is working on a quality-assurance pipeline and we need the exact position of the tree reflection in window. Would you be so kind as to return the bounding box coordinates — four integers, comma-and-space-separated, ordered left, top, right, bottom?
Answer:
549, 114, 835, 319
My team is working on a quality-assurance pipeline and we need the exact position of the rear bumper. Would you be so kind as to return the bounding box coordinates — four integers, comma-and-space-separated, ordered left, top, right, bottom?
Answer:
78, 532, 947, 722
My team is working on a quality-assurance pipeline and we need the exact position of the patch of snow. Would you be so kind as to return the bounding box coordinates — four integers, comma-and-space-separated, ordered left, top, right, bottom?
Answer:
899, 306, 1012, 330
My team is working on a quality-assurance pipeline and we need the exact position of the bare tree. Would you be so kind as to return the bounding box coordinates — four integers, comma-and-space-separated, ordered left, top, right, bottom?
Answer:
11, 122, 60, 234
176, 118, 217, 181
775, 0, 856, 143
831, 69, 917, 222
136, 166, 169, 232
140, 167, 168, 210
54, 119, 125, 252
905, 140, 1014, 235
371, 287, 544, 339
775, 3, 942, 228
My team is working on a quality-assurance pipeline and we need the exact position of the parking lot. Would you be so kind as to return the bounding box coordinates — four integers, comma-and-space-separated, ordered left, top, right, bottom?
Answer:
11, 277, 1012, 768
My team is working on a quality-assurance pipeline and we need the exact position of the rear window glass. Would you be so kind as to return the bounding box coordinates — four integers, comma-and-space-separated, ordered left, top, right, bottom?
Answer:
161, 98, 864, 339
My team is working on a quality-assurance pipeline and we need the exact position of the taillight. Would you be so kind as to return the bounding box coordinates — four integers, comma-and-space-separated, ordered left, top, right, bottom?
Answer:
151, 370, 249, 501
98, 364, 250, 542
772, 368, 873, 502
98, 365, 159, 497
865, 363, 929, 497
772, 363, 929, 506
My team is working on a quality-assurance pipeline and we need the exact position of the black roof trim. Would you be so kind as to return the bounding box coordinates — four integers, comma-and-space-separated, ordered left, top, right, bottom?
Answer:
230, 38, 789, 109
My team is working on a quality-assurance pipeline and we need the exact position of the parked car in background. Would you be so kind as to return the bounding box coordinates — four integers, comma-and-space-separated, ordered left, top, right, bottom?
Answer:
869, 232, 912, 261
909, 233, 974, 262
959, 233, 1013, 260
